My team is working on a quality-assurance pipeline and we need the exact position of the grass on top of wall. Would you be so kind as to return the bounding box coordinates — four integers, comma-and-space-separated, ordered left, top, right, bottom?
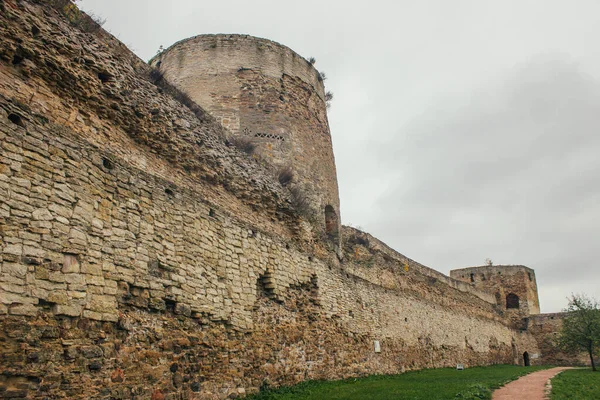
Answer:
550, 368, 600, 400
248, 365, 550, 400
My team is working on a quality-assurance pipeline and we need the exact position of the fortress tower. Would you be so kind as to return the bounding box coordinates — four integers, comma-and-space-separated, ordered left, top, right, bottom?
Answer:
150, 34, 341, 243
450, 265, 541, 326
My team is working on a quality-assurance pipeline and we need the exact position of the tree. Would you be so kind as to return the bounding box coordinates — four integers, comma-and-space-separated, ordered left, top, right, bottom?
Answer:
557, 294, 600, 371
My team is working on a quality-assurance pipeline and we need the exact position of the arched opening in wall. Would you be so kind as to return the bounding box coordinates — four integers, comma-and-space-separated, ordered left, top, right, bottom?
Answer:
324, 205, 339, 240
506, 293, 520, 309
470, 273, 475, 283
523, 351, 530, 366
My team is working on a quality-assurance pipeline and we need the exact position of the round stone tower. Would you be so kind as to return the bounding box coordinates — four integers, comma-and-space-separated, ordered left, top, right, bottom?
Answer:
151, 34, 341, 244
450, 265, 541, 327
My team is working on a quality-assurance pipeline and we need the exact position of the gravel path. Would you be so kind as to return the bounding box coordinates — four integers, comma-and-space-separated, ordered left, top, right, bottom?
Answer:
492, 367, 573, 400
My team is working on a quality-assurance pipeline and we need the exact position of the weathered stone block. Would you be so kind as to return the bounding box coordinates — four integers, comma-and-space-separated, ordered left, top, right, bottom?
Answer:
3, 243, 23, 256
9, 303, 37, 316
23, 245, 46, 258
85, 274, 105, 286
29, 287, 49, 301
3, 262, 27, 279
102, 312, 119, 322
48, 203, 72, 219
73, 201, 94, 222
53, 304, 83, 317
148, 297, 166, 311
47, 291, 69, 305
88, 294, 116, 313
175, 303, 192, 317
79, 345, 104, 358
91, 218, 104, 229
62, 254, 80, 273
32, 208, 53, 221
67, 290, 87, 300
1, 291, 34, 305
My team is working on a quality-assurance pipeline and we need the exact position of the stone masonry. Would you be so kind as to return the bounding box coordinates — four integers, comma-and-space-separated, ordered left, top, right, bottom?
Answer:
0, 1, 591, 399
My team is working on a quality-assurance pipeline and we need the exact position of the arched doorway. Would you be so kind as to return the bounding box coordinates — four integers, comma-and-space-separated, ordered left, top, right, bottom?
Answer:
523, 351, 530, 366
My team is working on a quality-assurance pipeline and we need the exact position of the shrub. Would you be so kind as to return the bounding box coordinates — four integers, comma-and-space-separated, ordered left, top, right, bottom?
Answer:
228, 136, 256, 155
46, 0, 105, 33
308, 57, 316, 65
79, 12, 105, 32
149, 68, 164, 82
45, 0, 73, 9
325, 91, 333, 109
277, 165, 294, 187
318, 71, 327, 82
289, 185, 313, 220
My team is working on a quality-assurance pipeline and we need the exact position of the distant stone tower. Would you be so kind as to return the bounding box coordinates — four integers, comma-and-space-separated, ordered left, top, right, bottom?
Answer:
450, 265, 541, 325
151, 34, 341, 244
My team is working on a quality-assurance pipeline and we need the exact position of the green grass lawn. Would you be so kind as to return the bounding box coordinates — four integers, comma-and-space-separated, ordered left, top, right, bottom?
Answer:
248, 365, 549, 400
550, 369, 600, 400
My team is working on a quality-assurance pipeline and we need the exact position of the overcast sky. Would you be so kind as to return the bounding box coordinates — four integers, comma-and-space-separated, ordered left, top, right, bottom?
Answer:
78, 0, 600, 313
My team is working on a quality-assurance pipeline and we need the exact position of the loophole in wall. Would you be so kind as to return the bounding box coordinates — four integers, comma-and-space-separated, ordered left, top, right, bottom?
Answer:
8, 113, 24, 127
98, 71, 113, 83
102, 158, 114, 170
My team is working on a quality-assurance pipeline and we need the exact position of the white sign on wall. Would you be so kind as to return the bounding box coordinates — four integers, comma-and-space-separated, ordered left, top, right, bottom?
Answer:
374, 340, 381, 353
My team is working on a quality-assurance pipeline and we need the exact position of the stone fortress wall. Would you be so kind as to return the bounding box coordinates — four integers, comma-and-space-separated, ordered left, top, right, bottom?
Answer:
0, 112, 537, 397
526, 313, 590, 366
0, 108, 534, 397
0, 2, 587, 399
343, 227, 498, 304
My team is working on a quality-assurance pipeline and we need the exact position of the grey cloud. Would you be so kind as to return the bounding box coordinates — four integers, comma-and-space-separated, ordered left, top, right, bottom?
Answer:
362, 56, 600, 312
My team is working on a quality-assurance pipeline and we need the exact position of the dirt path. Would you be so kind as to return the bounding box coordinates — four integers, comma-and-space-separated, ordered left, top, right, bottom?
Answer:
492, 367, 572, 400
